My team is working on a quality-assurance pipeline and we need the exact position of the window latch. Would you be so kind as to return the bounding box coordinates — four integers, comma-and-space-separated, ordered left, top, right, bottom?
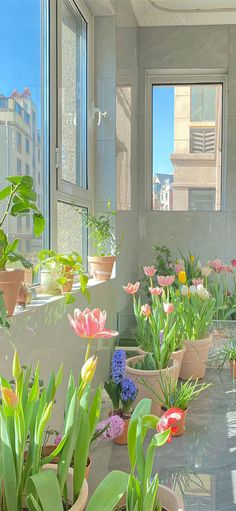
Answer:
91, 101, 107, 126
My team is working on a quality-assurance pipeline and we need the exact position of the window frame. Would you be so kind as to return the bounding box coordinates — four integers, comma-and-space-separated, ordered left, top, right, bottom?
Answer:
144, 70, 228, 212
50, 0, 94, 252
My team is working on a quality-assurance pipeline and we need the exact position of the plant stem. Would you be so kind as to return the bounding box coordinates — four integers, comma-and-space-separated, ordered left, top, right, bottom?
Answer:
0, 184, 19, 228
85, 340, 91, 362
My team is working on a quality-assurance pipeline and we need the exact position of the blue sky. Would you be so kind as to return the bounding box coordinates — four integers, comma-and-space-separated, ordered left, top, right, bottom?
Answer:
0, 0, 41, 123
153, 86, 174, 175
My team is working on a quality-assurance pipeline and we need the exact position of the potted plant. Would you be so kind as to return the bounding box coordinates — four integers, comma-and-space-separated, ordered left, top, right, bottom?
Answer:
87, 398, 185, 511
104, 350, 138, 445
209, 338, 236, 378
177, 284, 215, 380
77, 200, 124, 281
123, 279, 178, 415
35, 250, 89, 302
144, 375, 212, 436
0, 175, 45, 315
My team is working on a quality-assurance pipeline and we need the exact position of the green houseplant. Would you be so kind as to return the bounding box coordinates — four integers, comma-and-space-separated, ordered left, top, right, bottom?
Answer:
209, 338, 236, 378
77, 200, 124, 281
0, 175, 45, 316
35, 250, 89, 303
87, 399, 184, 511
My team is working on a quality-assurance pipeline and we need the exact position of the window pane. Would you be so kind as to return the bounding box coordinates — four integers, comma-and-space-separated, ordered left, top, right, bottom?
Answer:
61, 0, 87, 188
116, 85, 132, 210
152, 83, 222, 211
189, 189, 215, 211
57, 202, 87, 263
0, 0, 49, 264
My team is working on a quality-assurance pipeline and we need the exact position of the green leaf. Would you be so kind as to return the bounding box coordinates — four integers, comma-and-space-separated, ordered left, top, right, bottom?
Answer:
128, 399, 151, 471
19, 187, 37, 201
143, 474, 159, 511
0, 186, 12, 200
89, 385, 102, 440
73, 405, 90, 499
0, 412, 18, 511
20, 175, 34, 188
87, 471, 128, 511
7, 176, 22, 185
33, 213, 46, 237
26, 470, 64, 511
65, 293, 76, 305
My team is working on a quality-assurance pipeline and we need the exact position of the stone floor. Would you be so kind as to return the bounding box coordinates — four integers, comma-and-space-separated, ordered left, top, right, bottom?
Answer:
88, 368, 236, 511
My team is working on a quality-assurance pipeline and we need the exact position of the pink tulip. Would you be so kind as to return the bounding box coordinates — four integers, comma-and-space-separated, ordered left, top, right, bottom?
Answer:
163, 303, 174, 314
157, 275, 175, 287
122, 282, 140, 294
174, 263, 184, 274
68, 308, 118, 339
192, 278, 203, 286
149, 287, 163, 296
143, 266, 156, 277
141, 304, 151, 317
231, 259, 236, 268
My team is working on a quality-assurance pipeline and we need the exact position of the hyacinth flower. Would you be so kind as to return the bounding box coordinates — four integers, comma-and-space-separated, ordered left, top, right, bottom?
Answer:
105, 350, 138, 416
95, 415, 125, 441
68, 307, 118, 361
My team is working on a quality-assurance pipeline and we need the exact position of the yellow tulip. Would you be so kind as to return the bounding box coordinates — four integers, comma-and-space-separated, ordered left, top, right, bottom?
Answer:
178, 271, 187, 284
190, 255, 195, 263
1, 387, 19, 408
81, 356, 98, 384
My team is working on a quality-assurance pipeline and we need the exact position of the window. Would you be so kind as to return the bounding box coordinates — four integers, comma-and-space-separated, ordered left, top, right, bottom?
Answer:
0, 0, 49, 263
25, 137, 30, 153
152, 82, 223, 211
189, 188, 216, 211
55, 0, 93, 256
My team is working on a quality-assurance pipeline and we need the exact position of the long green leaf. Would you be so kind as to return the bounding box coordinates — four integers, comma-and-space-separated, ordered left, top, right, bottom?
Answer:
87, 471, 128, 511
73, 405, 90, 500
26, 470, 64, 511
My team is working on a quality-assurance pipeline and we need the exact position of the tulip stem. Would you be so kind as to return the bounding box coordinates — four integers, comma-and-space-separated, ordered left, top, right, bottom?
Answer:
85, 340, 91, 362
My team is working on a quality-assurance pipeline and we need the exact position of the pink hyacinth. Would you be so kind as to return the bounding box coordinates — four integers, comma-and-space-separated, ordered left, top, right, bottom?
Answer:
192, 278, 203, 286
157, 275, 175, 287
149, 287, 163, 296
96, 415, 125, 441
54, 434, 62, 446
143, 266, 156, 278
163, 303, 174, 314
141, 304, 151, 317
122, 282, 140, 294
68, 308, 118, 339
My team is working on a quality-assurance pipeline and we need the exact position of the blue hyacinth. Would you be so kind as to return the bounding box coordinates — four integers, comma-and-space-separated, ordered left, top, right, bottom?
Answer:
120, 377, 138, 402
111, 350, 126, 383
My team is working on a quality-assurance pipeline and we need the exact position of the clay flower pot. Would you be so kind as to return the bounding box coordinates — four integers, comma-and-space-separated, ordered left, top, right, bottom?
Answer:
0, 268, 24, 316
43, 464, 88, 511
62, 265, 74, 293
171, 346, 187, 380
179, 335, 213, 380
113, 417, 130, 445
42, 446, 91, 480
88, 255, 116, 281
229, 360, 236, 379
161, 406, 187, 437
116, 483, 184, 510
126, 355, 178, 416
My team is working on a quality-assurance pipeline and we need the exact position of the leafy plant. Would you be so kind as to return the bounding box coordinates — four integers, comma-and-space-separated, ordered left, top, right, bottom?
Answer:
153, 245, 174, 276
179, 251, 201, 283
209, 338, 236, 371
178, 292, 215, 340
143, 374, 212, 411
76, 200, 124, 257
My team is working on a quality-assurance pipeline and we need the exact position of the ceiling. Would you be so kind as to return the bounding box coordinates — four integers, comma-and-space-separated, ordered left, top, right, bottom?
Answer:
129, 0, 236, 26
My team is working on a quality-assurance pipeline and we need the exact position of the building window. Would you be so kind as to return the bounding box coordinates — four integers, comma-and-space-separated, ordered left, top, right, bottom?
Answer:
56, 0, 93, 255
152, 82, 223, 211
0, 0, 49, 262
16, 131, 22, 151
189, 188, 216, 211
25, 137, 30, 153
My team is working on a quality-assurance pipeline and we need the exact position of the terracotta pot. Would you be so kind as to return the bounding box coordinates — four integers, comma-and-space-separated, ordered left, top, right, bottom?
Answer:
126, 355, 178, 416
62, 265, 74, 293
229, 360, 236, 379
24, 268, 33, 286
113, 417, 130, 445
41, 446, 91, 480
116, 484, 184, 511
88, 255, 116, 281
43, 464, 88, 511
40, 270, 61, 295
179, 335, 213, 380
85, 457, 91, 479
161, 406, 187, 436
0, 269, 24, 316
171, 346, 187, 380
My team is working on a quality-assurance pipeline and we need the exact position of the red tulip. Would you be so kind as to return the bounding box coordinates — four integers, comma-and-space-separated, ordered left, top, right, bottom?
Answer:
156, 407, 184, 442
68, 308, 118, 339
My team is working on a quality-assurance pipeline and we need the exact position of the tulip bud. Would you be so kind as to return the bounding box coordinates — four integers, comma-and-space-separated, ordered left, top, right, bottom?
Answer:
81, 356, 98, 384
12, 350, 22, 380
178, 271, 187, 285
181, 285, 188, 296
1, 387, 19, 408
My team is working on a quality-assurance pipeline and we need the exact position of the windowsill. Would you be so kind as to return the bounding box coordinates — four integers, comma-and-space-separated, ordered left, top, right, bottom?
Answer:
10, 276, 116, 320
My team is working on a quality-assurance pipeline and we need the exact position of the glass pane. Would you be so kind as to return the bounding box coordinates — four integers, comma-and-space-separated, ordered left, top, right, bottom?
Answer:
57, 202, 87, 263
61, 0, 87, 188
0, 0, 49, 265
116, 85, 132, 210
189, 189, 216, 211
152, 83, 222, 211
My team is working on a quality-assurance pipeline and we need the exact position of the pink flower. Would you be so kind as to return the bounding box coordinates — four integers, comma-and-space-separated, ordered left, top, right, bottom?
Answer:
174, 263, 184, 274
96, 415, 125, 441
157, 275, 175, 287
143, 266, 156, 277
68, 308, 118, 339
231, 259, 236, 268
163, 303, 174, 314
149, 287, 163, 296
141, 304, 151, 317
192, 278, 203, 286
208, 258, 222, 271
54, 434, 62, 446
122, 282, 140, 295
